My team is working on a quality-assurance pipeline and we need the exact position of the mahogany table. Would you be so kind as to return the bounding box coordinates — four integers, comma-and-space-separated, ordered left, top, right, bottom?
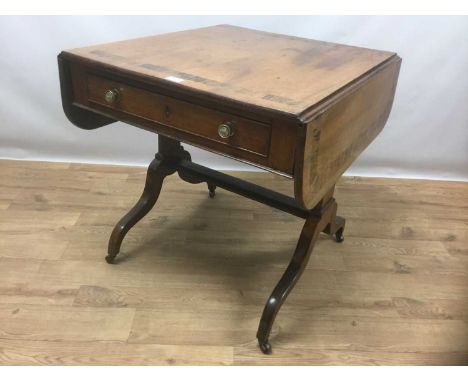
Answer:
58, 25, 401, 354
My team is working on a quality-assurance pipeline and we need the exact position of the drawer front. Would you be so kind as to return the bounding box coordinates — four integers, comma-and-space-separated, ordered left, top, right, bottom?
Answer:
86, 74, 271, 157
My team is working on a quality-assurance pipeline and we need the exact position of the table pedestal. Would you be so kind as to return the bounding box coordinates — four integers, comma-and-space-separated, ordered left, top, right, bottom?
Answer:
106, 135, 346, 354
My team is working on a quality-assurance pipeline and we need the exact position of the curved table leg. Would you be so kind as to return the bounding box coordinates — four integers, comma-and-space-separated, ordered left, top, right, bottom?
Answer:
329, 215, 345, 242
175, 153, 217, 199
322, 202, 346, 243
106, 154, 175, 264
256, 201, 340, 354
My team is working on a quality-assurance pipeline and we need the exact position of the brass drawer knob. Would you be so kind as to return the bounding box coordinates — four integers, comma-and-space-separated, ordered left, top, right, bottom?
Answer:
104, 89, 120, 104
218, 122, 235, 139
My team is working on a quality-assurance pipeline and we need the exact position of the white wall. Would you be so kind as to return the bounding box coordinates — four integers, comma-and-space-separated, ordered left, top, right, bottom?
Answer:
1, 16, 467, 180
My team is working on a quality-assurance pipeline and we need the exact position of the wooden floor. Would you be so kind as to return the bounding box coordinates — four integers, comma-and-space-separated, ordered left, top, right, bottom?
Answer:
0, 159, 467, 365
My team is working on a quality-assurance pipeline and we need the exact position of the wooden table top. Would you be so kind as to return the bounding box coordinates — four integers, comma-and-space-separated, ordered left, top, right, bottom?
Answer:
65, 24, 396, 117
60, 24, 401, 209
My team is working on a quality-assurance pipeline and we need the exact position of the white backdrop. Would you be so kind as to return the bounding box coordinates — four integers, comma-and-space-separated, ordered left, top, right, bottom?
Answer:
1, 16, 467, 180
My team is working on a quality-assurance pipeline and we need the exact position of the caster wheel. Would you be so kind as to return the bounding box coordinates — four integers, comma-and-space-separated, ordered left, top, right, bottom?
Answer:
105, 254, 117, 264
335, 228, 344, 243
258, 340, 272, 354
208, 184, 216, 198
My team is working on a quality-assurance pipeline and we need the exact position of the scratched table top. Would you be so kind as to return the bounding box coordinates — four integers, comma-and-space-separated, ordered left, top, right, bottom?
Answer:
65, 24, 396, 116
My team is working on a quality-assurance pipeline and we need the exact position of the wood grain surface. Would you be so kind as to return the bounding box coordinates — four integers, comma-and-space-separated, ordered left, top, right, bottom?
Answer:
60, 25, 401, 205
295, 56, 401, 209
86, 73, 272, 157
64, 24, 395, 116
0, 159, 467, 365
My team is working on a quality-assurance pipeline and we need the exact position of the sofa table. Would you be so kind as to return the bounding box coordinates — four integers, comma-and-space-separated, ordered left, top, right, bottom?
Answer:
58, 25, 401, 354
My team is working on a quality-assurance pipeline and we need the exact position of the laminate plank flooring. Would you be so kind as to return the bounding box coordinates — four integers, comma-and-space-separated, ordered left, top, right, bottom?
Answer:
0, 159, 467, 365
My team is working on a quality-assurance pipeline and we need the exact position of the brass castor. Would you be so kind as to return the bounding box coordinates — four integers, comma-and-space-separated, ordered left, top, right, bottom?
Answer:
105, 254, 117, 264
258, 340, 272, 355
208, 183, 216, 198
335, 227, 344, 243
